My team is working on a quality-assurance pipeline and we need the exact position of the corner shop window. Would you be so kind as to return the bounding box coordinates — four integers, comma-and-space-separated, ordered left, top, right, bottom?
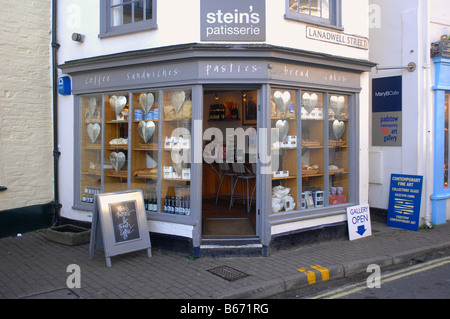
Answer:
100, 0, 157, 38
78, 88, 192, 217
270, 88, 352, 214
445, 93, 450, 188
286, 0, 341, 29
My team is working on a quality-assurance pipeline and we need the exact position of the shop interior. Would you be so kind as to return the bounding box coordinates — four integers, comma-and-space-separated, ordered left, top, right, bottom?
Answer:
202, 89, 258, 239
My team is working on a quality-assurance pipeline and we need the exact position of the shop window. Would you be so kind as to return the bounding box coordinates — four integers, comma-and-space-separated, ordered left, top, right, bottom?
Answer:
271, 89, 298, 214
271, 88, 352, 214
77, 88, 192, 217
445, 93, 450, 188
161, 89, 192, 215
286, 0, 342, 29
80, 95, 103, 204
131, 91, 160, 210
104, 92, 130, 194
100, 0, 157, 38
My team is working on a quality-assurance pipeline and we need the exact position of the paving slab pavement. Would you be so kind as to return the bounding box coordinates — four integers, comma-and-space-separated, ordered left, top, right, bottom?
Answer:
1, 221, 449, 300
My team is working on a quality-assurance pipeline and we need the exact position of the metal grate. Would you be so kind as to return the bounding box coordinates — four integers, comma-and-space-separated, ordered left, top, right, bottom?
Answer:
207, 266, 249, 282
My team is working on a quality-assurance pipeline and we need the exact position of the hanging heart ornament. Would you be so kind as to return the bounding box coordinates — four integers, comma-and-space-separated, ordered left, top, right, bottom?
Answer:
171, 151, 183, 176
302, 93, 318, 115
110, 95, 127, 116
276, 120, 289, 142
110, 152, 126, 173
273, 91, 291, 115
89, 97, 97, 116
87, 123, 101, 143
330, 96, 345, 116
139, 93, 155, 116
138, 121, 156, 144
333, 120, 346, 140
171, 91, 186, 114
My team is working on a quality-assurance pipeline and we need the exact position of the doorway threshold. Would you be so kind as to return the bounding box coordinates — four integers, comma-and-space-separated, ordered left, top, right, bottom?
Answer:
200, 238, 263, 257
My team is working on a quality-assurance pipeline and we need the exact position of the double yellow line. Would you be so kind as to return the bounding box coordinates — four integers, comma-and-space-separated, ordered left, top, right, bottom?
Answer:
310, 256, 450, 299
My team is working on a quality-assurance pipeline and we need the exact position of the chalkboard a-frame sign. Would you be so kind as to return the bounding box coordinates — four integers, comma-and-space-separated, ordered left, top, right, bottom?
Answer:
89, 190, 152, 267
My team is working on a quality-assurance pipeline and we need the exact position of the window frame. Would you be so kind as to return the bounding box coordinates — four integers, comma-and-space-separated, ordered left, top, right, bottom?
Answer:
99, 0, 158, 38
285, 0, 343, 30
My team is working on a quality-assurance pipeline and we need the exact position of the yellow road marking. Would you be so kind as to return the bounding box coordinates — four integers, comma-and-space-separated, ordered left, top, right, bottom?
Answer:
297, 267, 316, 285
310, 265, 330, 282
311, 256, 450, 299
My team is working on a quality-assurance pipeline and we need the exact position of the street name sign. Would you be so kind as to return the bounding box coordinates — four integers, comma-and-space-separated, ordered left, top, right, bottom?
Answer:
347, 204, 372, 241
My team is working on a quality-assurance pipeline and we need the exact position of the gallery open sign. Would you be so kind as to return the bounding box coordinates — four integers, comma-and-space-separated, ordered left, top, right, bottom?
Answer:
200, 0, 266, 42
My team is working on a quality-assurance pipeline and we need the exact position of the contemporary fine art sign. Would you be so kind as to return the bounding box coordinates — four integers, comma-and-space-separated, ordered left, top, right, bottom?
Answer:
387, 174, 423, 231
89, 190, 152, 267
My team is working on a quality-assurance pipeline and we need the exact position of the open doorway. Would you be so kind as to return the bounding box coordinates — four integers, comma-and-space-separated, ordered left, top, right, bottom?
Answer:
201, 88, 259, 239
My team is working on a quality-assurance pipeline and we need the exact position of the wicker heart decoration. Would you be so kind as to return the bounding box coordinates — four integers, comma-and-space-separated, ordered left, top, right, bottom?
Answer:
110, 152, 126, 173
139, 93, 155, 116
333, 120, 346, 140
273, 91, 291, 115
276, 120, 289, 142
138, 121, 156, 144
171, 91, 186, 114
110, 95, 127, 117
87, 123, 101, 143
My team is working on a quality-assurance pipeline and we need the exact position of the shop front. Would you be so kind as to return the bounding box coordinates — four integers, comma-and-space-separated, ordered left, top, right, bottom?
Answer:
60, 44, 374, 256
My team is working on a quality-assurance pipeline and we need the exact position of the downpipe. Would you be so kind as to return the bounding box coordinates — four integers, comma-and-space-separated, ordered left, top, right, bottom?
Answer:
51, 0, 62, 225
423, 0, 433, 229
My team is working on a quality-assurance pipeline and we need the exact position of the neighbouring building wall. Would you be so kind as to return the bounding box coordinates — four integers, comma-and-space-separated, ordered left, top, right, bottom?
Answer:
0, 1, 53, 210
369, 0, 450, 224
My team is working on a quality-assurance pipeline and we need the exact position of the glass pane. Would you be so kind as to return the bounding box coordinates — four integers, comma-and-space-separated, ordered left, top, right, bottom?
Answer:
104, 93, 130, 193
161, 89, 192, 216
299, 0, 310, 14
321, 0, 330, 19
134, 0, 144, 23
271, 89, 298, 214
311, 0, 321, 17
145, 0, 152, 20
80, 96, 103, 204
131, 91, 160, 211
289, 0, 299, 12
111, 0, 123, 27
328, 95, 350, 206
301, 91, 325, 210
123, 2, 133, 24
445, 93, 449, 188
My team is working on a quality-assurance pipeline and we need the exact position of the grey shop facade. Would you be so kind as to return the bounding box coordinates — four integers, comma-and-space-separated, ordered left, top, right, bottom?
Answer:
60, 44, 375, 257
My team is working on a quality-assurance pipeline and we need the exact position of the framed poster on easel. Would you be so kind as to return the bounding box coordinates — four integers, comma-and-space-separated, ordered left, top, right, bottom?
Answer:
89, 190, 152, 267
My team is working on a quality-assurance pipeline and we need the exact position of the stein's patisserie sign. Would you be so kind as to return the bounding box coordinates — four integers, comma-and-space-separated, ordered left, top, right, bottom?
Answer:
200, 0, 266, 42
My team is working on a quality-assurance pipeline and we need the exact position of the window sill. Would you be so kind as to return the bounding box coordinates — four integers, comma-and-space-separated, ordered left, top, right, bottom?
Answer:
284, 15, 344, 32
99, 24, 158, 39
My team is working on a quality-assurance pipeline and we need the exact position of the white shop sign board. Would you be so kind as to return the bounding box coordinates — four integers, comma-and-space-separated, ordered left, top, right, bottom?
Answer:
346, 204, 372, 241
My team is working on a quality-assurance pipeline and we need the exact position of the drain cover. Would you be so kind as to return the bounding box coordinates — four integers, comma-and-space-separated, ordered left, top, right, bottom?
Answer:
208, 266, 249, 282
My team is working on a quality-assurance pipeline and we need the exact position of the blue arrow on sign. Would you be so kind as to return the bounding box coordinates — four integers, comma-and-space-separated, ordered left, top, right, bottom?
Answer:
357, 225, 367, 236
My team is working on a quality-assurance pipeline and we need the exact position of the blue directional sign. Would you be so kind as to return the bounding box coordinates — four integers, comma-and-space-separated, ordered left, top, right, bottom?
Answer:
347, 204, 372, 241
387, 174, 423, 231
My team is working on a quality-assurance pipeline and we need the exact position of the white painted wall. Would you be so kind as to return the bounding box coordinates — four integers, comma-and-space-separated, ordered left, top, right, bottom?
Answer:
56, 0, 372, 223
369, 0, 450, 223
0, 1, 53, 210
